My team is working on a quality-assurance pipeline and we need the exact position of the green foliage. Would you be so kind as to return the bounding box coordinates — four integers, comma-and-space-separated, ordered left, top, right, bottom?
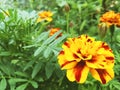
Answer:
0, 0, 120, 90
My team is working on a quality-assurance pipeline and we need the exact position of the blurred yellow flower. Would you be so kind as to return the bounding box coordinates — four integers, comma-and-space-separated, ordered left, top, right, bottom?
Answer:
58, 35, 114, 84
37, 11, 53, 23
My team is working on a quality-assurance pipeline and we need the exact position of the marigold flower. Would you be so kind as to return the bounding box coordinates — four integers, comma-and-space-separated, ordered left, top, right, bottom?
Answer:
58, 35, 114, 84
100, 11, 120, 27
37, 11, 53, 22
100, 11, 117, 27
49, 28, 62, 37
115, 13, 120, 27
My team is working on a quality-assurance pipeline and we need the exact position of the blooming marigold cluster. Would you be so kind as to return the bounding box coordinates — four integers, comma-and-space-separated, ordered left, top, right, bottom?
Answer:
37, 11, 53, 23
58, 34, 114, 84
49, 28, 62, 37
100, 11, 120, 27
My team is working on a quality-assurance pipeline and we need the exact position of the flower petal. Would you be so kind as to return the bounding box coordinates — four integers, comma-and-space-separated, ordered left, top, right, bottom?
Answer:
67, 61, 89, 83
86, 43, 114, 69
58, 51, 77, 69
61, 60, 77, 69
90, 68, 114, 84
37, 18, 43, 22
86, 55, 114, 69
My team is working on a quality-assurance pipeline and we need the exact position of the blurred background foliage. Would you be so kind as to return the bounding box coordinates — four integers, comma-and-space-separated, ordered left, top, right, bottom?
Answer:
0, 0, 120, 90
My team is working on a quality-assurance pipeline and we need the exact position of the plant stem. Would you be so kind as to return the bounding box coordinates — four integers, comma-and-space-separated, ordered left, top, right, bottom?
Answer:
66, 12, 69, 33
37, 22, 49, 35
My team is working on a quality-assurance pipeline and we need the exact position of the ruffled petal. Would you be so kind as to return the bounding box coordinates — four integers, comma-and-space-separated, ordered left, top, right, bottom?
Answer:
86, 55, 114, 69
90, 68, 114, 84
62, 40, 81, 62
86, 42, 114, 69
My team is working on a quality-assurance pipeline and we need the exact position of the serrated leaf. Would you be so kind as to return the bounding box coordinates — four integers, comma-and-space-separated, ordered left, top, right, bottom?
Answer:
0, 78, 7, 90
43, 31, 62, 45
34, 45, 46, 56
16, 83, 28, 90
49, 34, 67, 47
35, 31, 49, 43
32, 62, 42, 78
30, 81, 38, 88
45, 62, 55, 79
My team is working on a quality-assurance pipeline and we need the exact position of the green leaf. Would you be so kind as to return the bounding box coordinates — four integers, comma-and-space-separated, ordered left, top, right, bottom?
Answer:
0, 51, 11, 56
43, 47, 52, 58
34, 31, 62, 57
13, 78, 28, 82
23, 60, 35, 71
0, 12, 5, 20
0, 63, 11, 75
34, 45, 46, 56
80, 20, 86, 31
35, 31, 49, 43
49, 34, 67, 47
8, 78, 16, 90
16, 83, 28, 90
43, 31, 62, 45
0, 78, 7, 90
45, 62, 55, 79
15, 71, 29, 78
55, 64, 63, 78
32, 62, 42, 78
30, 81, 38, 88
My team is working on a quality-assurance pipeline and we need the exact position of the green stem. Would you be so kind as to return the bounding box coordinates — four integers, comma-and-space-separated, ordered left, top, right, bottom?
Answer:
29, 0, 33, 9
37, 22, 49, 35
66, 12, 69, 33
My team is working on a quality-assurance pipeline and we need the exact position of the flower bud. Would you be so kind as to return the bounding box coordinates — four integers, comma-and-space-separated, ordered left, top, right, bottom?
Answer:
64, 3, 70, 12
98, 23, 108, 38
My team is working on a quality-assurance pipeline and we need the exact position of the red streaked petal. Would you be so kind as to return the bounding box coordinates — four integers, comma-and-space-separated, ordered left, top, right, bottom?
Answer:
66, 60, 89, 83
86, 55, 114, 69
64, 42, 70, 48
61, 60, 77, 69
90, 68, 114, 84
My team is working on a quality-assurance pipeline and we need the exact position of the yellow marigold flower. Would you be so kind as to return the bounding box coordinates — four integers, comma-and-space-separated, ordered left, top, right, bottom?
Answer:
37, 11, 53, 23
100, 11, 117, 27
49, 28, 62, 37
58, 35, 114, 84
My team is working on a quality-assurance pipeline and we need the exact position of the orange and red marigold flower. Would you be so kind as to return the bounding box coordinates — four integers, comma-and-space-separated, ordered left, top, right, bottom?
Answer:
37, 11, 53, 23
100, 11, 120, 27
57, 34, 114, 84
